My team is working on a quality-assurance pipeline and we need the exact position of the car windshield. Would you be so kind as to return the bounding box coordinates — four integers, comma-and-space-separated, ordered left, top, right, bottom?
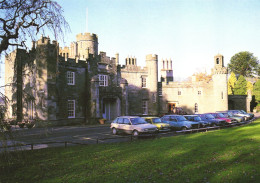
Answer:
227, 112, 234, 117
175, 116, 187, 121
130, 117, 148, 125
217, 113, 225, 118
222, 113, 229, 117
152, 118, 162, 123
193, 116, 201, 121
205, 114, 215, 119
240, 110, 247, 114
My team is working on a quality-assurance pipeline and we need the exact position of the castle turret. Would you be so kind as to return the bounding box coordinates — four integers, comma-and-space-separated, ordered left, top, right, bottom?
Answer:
212, 54, 228, 111
146, 54, 158, 93
76, 32, 98, 59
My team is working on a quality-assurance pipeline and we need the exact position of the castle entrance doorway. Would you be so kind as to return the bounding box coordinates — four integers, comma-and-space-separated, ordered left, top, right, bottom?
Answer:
102, 98, 120, 120
168, 103, 176, 113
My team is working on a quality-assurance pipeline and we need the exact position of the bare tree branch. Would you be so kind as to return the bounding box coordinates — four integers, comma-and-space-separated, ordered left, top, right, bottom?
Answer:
0, 0, 70, 54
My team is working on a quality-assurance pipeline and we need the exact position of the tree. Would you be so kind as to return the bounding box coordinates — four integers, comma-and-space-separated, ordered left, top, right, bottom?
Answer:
192, 72, 212, 82
228, 51, 259, 77
0, 0, 69, 55
247, 81, 253, 92
233, 75, 247, 95
228, 72, 237, 95
253, 79, 260, 104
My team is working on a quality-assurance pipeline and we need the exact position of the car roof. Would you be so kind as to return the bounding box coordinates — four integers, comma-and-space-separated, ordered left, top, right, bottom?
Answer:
184, 115, 198, 117
116, 116, 140, 118
142, 116, 160, 119
163, 115, 181, 117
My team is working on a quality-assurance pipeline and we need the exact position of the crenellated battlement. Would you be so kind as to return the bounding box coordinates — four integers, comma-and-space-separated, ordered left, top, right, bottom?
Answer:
76, 32, 98, 41
146, 54, 158, 61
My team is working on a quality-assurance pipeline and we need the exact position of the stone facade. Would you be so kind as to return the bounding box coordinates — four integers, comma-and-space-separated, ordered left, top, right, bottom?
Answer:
159, 54, 228, 114
5, 32, 229, 125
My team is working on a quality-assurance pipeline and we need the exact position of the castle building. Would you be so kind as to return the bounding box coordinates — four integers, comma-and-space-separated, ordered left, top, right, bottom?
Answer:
5, 32, 228, 125
159, 54, 228, 114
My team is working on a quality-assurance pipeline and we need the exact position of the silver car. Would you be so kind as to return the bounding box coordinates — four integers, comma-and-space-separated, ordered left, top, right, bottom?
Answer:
111, 116, 158, 136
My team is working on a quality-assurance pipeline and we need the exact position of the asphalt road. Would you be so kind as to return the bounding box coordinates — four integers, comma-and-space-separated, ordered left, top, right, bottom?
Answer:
1, 113, 259, 151
1, 124, 130, 151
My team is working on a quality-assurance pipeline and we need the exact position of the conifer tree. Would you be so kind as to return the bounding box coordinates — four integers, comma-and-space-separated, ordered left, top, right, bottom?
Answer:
234, 75, 247, 95
228, 72, 237, 95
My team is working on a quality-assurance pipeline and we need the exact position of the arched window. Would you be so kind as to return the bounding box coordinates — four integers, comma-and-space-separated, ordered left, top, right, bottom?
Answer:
195, 103, 198, 113
216, 58, 219, 64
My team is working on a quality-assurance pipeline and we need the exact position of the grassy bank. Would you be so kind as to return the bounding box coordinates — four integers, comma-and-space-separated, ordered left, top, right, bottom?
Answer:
0, 119, 259, 183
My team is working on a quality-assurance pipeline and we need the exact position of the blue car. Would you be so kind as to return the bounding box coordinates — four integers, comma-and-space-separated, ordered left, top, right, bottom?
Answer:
197, 114, 225, 126
184, 115, 209, 128
161, 115, 200, 130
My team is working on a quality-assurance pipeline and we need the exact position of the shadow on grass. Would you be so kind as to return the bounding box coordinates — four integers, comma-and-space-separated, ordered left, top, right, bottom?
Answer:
0, 120, 259, 183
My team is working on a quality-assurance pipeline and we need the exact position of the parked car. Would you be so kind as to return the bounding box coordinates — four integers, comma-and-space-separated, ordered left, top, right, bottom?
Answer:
197, 114, 224, 126
184, 115, 209, 128
161, 115, 199, 130
110, 116, 158, 136
239, 110, 254, 119
209, 113, 236, 125
217, 111, 245, 123
228, 110, 251, 121
142, 117, 170, 132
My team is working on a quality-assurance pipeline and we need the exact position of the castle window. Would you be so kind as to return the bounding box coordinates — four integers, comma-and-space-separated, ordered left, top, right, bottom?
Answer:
198, 91, 202, 95
216, 58, 219, 64
99, 75, 108, 86
178, 91, 181, 95
142, 100, 148, 115
152, 93, 156, 103
195, 103, 198, 113
68, 100, 75, 118
221, 91, 224, 99
141, 77, 146, 88
67, 71, 75, 85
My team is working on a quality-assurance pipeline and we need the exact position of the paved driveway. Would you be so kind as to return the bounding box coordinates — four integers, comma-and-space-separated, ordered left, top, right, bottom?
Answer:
1, 125, 128, 151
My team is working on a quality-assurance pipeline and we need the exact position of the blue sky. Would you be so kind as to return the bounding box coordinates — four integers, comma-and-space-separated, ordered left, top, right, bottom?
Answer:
1, 0, 260, 88
56, 0, 260, 79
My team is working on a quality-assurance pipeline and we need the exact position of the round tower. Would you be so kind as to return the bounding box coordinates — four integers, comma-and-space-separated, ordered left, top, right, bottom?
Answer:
76, 32, 98, 59
212, 54, 228, 111
146, 54, 158, 93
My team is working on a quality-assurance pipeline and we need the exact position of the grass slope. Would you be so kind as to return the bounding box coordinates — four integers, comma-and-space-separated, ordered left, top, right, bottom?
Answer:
0, 119, 260, 183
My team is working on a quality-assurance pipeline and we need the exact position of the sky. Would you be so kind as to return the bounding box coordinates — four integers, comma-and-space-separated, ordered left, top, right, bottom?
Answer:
1, 0, 260, 87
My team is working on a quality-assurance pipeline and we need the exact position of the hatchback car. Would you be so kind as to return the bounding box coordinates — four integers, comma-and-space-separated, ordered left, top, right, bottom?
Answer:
184, 115, 209, 128
209, 113, 236, 125
143, 117, 170, 132
111, 116, 158, 136
217, 111, 244, 123
161, 115, 200, 130
197, 114, 224, 126
228, 110, 251, 121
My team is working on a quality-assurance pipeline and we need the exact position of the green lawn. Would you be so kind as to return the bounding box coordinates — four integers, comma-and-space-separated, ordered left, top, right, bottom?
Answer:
1, 119, 260, 183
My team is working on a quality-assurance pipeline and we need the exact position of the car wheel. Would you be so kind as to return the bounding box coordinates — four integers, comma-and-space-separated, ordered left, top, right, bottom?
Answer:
132, 130, 139, 136
112, 128, 117, 135
212, 123, 217, 127
181, 127, 187, 131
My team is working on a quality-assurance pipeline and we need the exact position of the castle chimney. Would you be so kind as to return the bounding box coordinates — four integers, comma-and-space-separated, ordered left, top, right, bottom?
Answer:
115, 53, 119, 65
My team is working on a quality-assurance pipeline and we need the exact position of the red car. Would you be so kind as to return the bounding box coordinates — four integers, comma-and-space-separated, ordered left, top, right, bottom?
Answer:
209, 113, 236, 125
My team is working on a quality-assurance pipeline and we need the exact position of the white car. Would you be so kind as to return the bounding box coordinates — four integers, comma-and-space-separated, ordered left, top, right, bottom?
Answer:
111, 116, 158, 136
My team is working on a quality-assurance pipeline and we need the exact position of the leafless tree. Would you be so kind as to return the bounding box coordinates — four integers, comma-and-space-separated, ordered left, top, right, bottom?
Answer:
0, 0, 70, 55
